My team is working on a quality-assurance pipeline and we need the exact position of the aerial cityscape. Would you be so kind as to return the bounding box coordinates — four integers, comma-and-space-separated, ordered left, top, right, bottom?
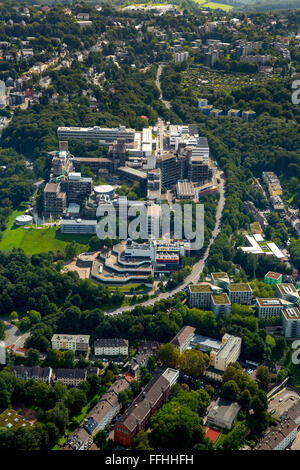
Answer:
0, 0, 299, 458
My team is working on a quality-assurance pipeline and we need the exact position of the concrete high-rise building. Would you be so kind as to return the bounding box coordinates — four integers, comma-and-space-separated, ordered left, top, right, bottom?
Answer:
43, 182, 67, 216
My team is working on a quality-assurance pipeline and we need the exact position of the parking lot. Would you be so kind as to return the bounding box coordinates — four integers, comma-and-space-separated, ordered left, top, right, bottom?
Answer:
268, 388, 300, 420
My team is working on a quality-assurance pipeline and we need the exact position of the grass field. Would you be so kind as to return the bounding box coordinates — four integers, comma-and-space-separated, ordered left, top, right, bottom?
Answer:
0, 208, 91, 255
192, 0, 233, 10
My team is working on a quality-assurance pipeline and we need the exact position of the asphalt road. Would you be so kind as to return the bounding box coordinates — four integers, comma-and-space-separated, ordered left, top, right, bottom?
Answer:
155, 64, 171, 109
4, 321, 31, 352
104, 170, 226, 316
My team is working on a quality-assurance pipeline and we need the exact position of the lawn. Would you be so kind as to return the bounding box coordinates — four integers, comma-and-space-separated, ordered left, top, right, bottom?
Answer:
203, 2, 233, 11
192, 0, 233, 10
0, 208, 91, 255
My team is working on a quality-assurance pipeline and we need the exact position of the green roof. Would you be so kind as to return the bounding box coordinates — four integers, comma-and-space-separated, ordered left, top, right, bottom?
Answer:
0, 409, 32, 431
229, 283, 252, 292
212, 293, 230, 305
211, 272, 229, 280
189, 284, 212, 293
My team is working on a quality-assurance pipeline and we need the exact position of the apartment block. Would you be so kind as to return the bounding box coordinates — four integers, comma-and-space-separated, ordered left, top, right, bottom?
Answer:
94, 338, 129, 356
51, 334, 90, 352
281, 307, 300, 338
114, 369, 179, 447
55, 368, 87, 387
256, 298, 294, 320
11, 366, 52, 384
275, 284, 300, 304
228, 283, 253, 305
188, 284, 213, 308
255, 419, 297, 450
210, 293, 231, 319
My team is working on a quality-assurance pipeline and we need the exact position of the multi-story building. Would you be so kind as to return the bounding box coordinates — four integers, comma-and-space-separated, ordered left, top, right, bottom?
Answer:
43, 182, 67, 216
256, 298, 294, 320
170, 325, 196, 353
241, 110, 256, 120
228, 283, 253, 305
158, 153, 186, 189
11, 366, 52, 384
147, 168, 161, 202
51, 334, 90, 353
188, 284, 213, 308
255, 419, 297, 450
62, 375, 132, 450
57, 126, 135, 145
227, 109, 241, 117
262, 172, 282, 197
55, 368, 87, 387
60, 172, 93, 204
0, 341, 5, 365
210, 293, 231, 319
275, 284, 300, 304
175, 51, 189, 63
209, 334, 242, 372
281, 307, 300, 338
60, 219, 97, 234
187, 153, 213, 184
264, 271, 282, 286
114, 368, 179, 447
94, 338, 129, 356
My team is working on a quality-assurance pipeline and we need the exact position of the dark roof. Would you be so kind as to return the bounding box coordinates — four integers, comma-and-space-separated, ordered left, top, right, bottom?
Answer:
116, 373, 170, 433
171, 325, 195, 349
11, 366, 51, 380
55, 369, 87, 379
94, 338, 129, 348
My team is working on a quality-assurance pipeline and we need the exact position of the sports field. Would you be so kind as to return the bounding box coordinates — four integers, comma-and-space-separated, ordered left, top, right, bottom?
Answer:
205, 426, 221, 443
0, 208, 91, 255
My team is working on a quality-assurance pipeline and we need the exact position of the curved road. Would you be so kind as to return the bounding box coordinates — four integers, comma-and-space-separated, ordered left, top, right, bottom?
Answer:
155, 64, 171, 109
104, 171, 226, 316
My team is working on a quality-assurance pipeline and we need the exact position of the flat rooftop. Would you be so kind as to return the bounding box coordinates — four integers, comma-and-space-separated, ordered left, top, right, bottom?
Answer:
282, 307, 300, 321
211, 293, 231, 305
211, 272, 230, 281
265, 271, 282, 280
118, 166, 147, 179
256, 298, 282, 307
229, 283, 252, 292
189, 283, 212, 293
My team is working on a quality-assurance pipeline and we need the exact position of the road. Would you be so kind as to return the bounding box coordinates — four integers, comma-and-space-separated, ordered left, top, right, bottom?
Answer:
104, 170, 226, 316
155, 64, 171, 109
4, 321, 31, 354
